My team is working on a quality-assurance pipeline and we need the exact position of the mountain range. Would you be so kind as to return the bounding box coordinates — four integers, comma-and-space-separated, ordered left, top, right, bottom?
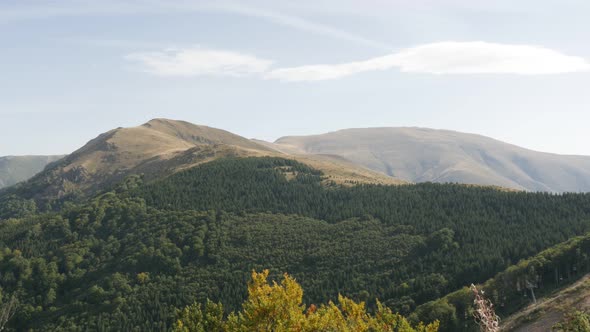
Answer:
0, 155, 63, 189
2, 118, 590, 331
4, 119, 589, 194
2, 119, 399, 202
273, 127, 590, 192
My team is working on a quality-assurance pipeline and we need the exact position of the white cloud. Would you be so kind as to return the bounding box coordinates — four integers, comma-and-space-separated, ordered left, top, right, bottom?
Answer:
126, 42, 590, 81
265, 56, 396, 81
266, 41, 590, 81
125, 48, 273, 77
393, 42, 590, 75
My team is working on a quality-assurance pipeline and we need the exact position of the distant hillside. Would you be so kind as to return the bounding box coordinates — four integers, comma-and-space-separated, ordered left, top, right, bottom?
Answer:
274, 127, 590, 192
6, 119, 402, 203
0, 155, 63, 189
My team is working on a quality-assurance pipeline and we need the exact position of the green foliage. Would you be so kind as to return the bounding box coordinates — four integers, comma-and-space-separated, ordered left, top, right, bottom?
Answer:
136, 157, 590, 305
0, 157, 590, 330
414, 232, 590, 331
0, 194, 37, 219
553, 310, 590, 331
174, 270, 440, 332
410, 300, 457, 331
173, 300, 224, 332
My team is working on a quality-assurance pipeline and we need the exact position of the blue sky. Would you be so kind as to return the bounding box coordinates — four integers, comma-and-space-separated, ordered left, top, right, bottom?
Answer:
2, 0, 590, 156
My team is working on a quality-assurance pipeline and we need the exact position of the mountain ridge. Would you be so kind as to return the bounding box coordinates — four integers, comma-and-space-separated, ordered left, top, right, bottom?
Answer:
4, 119, 402, 203
6, 120, 590, 195
273, 126, 590, 192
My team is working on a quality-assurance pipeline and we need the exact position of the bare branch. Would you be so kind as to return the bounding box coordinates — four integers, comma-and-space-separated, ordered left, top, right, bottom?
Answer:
0, 294, 18, 332
471, 284, 500, 332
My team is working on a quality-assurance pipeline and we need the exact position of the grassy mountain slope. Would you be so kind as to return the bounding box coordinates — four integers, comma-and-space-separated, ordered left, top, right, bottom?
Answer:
0, 155, 63, 189
5, 119, 401, 204
253, 138, 404, 186
274, 127, 590, 192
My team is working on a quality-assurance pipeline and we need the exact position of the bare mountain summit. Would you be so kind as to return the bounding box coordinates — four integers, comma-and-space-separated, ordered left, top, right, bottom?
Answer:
9, 119, 402, 201
274, 127, 590, 192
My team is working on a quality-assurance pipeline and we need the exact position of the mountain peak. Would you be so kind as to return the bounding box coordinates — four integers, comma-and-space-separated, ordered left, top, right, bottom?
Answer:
8, 120, 405, 201
142, 118, 196, 128
11, 120, 271, 200
140, 118, 271, 151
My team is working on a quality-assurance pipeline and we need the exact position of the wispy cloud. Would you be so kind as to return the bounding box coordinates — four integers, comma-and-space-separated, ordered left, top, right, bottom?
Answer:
266, 42, 590, 81
127, 42, 590, 82
125, 48, 273, 77
202, 3, 392, 51
1, 1, 390, 50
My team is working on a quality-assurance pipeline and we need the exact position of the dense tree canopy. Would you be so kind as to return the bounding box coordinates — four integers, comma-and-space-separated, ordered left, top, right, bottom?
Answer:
413, 231, 590, 330
173, 270, 439, 332
0, 156, 589, 331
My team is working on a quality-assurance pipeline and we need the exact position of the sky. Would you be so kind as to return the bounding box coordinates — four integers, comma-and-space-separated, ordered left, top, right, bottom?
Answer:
2, 0, 590, 156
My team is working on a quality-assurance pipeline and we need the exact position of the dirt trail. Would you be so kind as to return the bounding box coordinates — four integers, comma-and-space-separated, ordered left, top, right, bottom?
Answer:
501, 274, 590, 331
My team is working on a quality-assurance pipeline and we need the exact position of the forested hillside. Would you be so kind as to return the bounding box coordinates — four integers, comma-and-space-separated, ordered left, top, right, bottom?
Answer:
1, 157, 590, 331
412, 230, 590, 330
